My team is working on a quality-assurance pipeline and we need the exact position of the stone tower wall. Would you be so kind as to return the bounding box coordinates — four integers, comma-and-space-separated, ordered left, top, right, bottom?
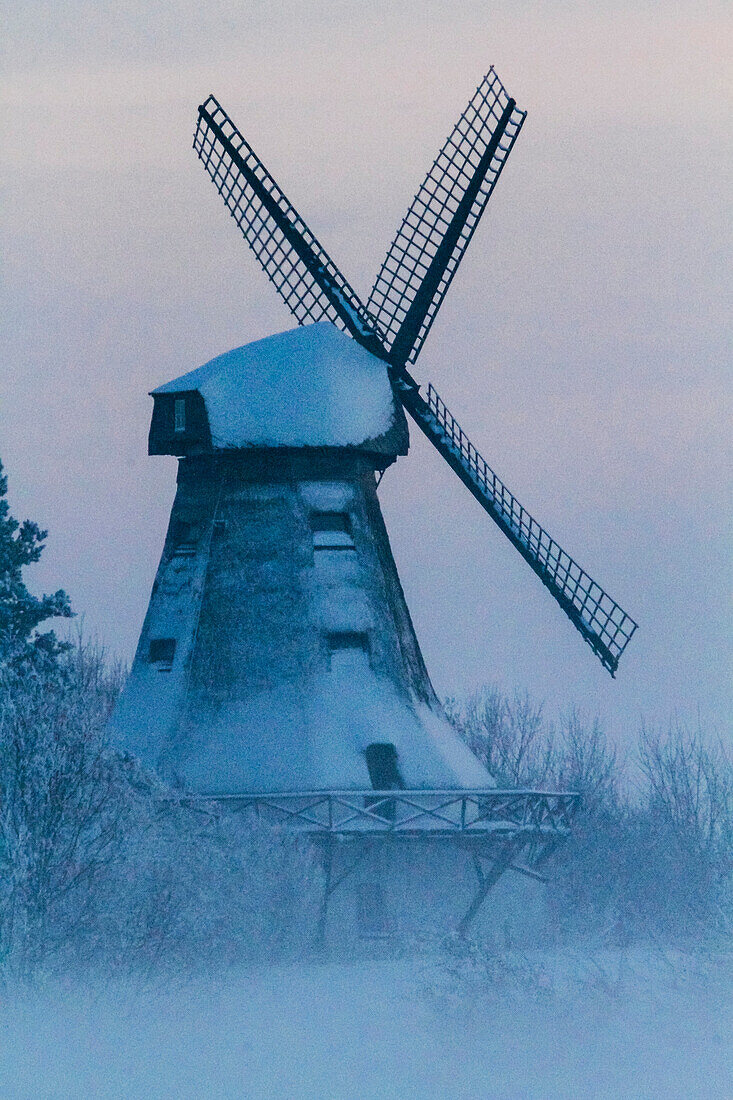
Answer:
110, 450, 492, 794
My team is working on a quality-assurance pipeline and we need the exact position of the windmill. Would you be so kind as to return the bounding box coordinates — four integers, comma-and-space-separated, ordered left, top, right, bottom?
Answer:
191, 71, 637, 675
111, 69, 636, 942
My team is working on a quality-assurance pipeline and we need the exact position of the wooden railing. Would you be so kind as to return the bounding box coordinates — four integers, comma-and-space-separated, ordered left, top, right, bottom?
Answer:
208, 789, 581, 837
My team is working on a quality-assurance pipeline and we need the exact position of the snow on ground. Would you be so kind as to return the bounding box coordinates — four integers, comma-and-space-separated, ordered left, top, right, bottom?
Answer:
1, 952, 730, 1099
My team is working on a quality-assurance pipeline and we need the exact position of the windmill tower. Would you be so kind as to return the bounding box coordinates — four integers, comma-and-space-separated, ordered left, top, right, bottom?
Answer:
112, 322, 490, 796
112, 70, 636, 942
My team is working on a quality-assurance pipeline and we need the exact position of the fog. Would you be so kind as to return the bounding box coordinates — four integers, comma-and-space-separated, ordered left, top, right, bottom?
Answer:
2, 956, 731, 1099
1, 637, 730, 1097
2, 9, 732, 1098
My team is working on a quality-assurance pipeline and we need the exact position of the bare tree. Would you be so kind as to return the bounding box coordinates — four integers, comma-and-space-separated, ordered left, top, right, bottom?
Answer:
638, 719, 732, 861
450, 685, 732, 945
553, 707, 619, 817
446, 686, 554, 788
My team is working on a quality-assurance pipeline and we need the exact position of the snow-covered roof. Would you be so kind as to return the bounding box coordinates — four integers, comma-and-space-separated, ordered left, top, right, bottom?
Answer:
165, 671, 493, 795
112, 651, 493, 795
153, 322, 408, 453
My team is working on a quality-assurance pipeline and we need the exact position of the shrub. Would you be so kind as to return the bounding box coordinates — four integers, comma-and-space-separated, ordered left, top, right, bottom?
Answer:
0, 638, 319, 981
448, 686, 732, 945
445, 687, 553, 788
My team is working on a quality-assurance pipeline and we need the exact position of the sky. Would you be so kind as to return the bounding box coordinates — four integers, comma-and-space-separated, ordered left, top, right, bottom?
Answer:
2, 1, 731, 748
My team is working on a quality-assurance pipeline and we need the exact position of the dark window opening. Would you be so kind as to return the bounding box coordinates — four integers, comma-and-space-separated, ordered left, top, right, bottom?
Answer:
328, 632, 370, 678
357, 882, 392, 939
326, 632, 369, 669
312, 511, 351, 533
174, 398, 186, 433
327, 631, 369, 653
213, 519, 226, 537
149, 638, 176, 671
311, 511, 355, 550
365, 742, 404, 791
170, 519, 197, 556
364, 742, 403, 822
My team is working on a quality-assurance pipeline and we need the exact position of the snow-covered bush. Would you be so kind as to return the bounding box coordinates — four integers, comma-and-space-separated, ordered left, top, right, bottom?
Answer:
425, 932, 732, 1030
448, 687, 732, 945
0, 639, 319, 982
423, 931, 555, 1013
0, 638, 124, 976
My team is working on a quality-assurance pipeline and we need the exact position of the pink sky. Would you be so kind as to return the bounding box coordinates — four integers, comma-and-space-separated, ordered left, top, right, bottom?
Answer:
2, 1, 731, 744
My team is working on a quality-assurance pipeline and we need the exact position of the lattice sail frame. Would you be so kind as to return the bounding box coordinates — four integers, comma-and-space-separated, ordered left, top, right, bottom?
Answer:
193, 96, 382, 350
404, 382, 637, 673
368, 68, 526, 367
192, 77, 638, 675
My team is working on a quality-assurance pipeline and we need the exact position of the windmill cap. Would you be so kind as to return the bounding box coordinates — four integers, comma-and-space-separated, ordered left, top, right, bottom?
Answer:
150, 322, 408, 456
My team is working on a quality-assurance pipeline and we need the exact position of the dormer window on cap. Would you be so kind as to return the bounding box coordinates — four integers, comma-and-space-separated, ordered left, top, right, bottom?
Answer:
147, 323, 408, 460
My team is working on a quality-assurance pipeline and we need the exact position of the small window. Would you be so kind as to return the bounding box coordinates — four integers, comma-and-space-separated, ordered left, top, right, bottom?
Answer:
357, 882, 392, 939
327, 632, 368, 654
149, 638, 176, 671
311, 511, 354, 550
170, 520, 197, 556
327, 632, 370, 675
174, 398, 186, 433
213, 519, 226, 537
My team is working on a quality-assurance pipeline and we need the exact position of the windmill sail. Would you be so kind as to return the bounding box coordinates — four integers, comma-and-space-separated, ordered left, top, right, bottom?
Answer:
192, 77, 638, 675
194, 96, 383, 354
367, 69, 526, 368
396, 378, 637, 675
